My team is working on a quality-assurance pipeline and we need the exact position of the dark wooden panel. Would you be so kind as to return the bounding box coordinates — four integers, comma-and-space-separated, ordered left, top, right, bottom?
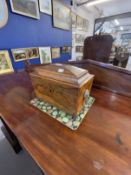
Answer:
83, 35, 113, 63
66, 60, 131, 97
0, 72, 131, 175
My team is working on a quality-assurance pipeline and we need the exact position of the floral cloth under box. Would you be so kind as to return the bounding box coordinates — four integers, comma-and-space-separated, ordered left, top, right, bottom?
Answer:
30, 96, 95, 131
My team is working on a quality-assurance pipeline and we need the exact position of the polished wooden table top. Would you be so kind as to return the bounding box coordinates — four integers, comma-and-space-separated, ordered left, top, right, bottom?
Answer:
0, 72, 131, 175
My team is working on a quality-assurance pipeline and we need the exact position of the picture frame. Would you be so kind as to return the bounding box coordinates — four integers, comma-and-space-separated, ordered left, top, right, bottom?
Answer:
83, 19, 89, 31
39, 47, 52, 64
52, 0, 71, 30
62, 46, 72, 53
39, 0, 52, 15
71, 12, 77, 28
52, 48, 60, 59
12, 47, 39, 62
0, 50, 14, 75
77, 15, 84, 30
75, 34, 86, 44
12, 48, 27, 62
10, 0, 40, 19
26, 47, 39, 59
76, 46, 83, 53
0, 0, 8, 29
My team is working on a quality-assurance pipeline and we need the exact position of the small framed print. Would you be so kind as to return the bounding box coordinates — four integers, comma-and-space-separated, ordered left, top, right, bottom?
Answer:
12, 47, 39, 62
77, 15, 84, 30
39, 0, 52, 15
10, 0, 40, 19
12, 48, 27, 62
0, 50, 14, 75
76, 46, 83, 53
52, 48, 60, 59
39, 47, 52, 64
26, 47, 39, 59
71, 12, 77, 28
83, 19, 89, 31
62, 46, 72, 53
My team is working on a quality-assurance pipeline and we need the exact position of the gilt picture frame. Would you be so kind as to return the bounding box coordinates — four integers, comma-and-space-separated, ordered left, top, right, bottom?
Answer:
52, 48, 60, 59
0, 51, 14, 75
10, 0, 40, 19
52, 0, 71, 30
39, 47, 52, 64
39, 0, 52, 15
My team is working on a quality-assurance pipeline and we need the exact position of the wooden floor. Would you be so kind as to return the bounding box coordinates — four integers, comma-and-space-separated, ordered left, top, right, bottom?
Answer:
0, 71, 131, 175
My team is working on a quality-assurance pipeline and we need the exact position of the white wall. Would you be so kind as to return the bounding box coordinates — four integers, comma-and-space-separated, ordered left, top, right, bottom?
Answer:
71, 5, 100, 61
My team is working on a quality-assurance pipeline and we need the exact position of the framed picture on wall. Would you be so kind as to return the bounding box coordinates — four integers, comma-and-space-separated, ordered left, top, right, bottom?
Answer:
39, 0, 52, 15
12, 48, 27, 62
52, 48, 60, 59
26, 47, 39, 59
77, 15, 84, 30
0, 0, 8, 29
62, 46, 72, 53
83, 19, 89, 31
10, 0, 40, 19
52, 0, 71, 30
0, 51, 14, 75
39, 47, 52, 64
71, 12, 77, 28
76, 46, 83, 53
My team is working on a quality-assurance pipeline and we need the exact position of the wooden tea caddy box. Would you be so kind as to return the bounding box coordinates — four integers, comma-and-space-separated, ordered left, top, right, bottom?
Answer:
30, 64, 94, 116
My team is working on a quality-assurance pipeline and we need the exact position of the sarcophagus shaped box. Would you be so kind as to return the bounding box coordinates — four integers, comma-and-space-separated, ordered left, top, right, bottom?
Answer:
30, 64, 94, 116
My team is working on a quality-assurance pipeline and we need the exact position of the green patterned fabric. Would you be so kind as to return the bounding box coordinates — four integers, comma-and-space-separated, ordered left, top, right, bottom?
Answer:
30, 96, 95, 131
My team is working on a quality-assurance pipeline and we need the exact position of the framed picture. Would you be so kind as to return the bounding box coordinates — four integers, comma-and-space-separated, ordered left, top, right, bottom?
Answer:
26, 47, 39, 59
72, 34, 75, 46
83, 19, 89, 31
62, 47, 72, 53
39, 0, 52, 15
52, 0, 71, 30
77, 15, 84, 30
0, 51, 14, 75
0, 0, 8, 29
39, 47, 52, 64
75, 34, 86, 44
71, 12, 77, 28
52, 48, 60, 59
10, 0, 40, 19
12, 48, 27, 62
76, 46, 83, 53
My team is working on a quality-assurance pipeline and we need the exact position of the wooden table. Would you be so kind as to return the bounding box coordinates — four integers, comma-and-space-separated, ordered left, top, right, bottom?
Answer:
0, 71, 131, 175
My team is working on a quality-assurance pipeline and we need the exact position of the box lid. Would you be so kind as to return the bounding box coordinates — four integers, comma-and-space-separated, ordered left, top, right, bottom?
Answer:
31, 63, 94, 88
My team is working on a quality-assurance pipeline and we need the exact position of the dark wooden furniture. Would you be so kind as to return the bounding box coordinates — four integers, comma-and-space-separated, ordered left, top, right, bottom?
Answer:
66, 59, 131, 97
83, 35, 113, 63
30, 64, 94, 115
0, 70, 131, 175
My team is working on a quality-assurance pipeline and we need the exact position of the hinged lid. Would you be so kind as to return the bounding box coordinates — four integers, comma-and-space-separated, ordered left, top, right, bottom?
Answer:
30, 64, 94, 88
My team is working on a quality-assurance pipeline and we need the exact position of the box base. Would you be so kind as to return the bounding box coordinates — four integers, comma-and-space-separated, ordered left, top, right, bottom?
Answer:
30, 96, 95, 131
